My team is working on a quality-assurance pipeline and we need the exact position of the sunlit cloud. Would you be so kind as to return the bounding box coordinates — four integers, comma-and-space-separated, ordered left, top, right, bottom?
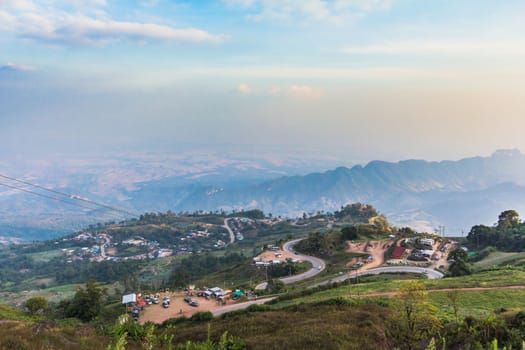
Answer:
0, 1, 227, 46
270, 85, 323, 98
237, 83, 252, 94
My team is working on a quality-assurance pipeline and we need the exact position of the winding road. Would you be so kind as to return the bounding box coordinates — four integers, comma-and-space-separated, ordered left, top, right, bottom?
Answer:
224, 238, 446, 317
212, 297, 277, 317
309, 266, 443, 288
255, 237, 444, 290
255, 238, 327, 290
224, 218, 235, 245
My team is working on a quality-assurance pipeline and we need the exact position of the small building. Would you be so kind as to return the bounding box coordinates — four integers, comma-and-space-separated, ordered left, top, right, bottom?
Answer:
391, 246, 406, 259
420, 238, 435, 247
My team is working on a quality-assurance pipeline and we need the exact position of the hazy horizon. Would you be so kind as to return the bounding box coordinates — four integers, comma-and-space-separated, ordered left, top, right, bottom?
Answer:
2, 1, 525, 163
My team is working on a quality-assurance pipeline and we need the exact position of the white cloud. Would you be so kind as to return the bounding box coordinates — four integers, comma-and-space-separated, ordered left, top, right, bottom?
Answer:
342, 40, 525, 55
0, 0, 226, 46
288, 85, 323, 98
237, 83, 251, 94
270, 85, 323, 98
0, 62, 35, 71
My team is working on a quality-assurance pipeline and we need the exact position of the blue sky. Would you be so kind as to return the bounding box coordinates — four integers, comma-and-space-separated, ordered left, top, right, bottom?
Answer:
1, 0, 525, 162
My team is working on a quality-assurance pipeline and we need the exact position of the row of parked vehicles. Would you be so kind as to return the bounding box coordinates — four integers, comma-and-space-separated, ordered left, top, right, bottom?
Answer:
143, 294, 171, 308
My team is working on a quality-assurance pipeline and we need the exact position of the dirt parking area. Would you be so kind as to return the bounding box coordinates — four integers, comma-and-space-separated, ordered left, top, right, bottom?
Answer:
256, 249, 298, 263
139, 292, 237, 324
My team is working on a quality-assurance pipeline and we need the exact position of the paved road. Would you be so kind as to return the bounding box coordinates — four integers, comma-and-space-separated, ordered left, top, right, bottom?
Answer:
255, 238, 326, 290
309, 266, 444, 288
223, 218, 235, 245
211, 297, 277, 317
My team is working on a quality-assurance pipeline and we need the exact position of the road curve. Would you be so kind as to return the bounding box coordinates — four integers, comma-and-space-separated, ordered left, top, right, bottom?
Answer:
255, 238, 326, 290
309, 266, 444, 288
224, 218, 235, 245
212, 297, 277, 317
254, 238, 444, 290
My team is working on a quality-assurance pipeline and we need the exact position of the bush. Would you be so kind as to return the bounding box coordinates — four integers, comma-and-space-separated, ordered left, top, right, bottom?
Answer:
25, 297, 48, 315
469, 246, 497, 263
190, 312, 213, 322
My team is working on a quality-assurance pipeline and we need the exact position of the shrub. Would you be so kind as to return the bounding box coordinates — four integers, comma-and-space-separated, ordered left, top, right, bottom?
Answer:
190, 312, 213, 322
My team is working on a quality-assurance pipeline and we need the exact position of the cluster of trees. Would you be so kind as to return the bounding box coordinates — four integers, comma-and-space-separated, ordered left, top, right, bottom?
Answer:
55, 260, 143, 284
467, 210, 525, 251
57, 280, 107, 322
447, 248, 472, 277
341, 224, 386, 240
228, 209, 265, 220
294, 232, 345, 257
334, 203, 380, 222
0, 245, 143, 291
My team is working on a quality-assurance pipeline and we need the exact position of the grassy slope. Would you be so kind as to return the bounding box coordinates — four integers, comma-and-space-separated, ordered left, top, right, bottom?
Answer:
172, 303, 391, 350
474, 252, 525, 269
272, 269, 525, 315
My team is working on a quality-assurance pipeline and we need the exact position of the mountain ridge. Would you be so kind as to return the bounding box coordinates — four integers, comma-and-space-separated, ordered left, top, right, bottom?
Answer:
157, 149, 525, 232
1, 149, 524, 240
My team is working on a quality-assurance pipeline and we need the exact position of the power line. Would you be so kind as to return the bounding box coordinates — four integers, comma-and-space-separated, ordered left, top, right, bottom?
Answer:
0, 173, 137, 217
0, 181, 98, 211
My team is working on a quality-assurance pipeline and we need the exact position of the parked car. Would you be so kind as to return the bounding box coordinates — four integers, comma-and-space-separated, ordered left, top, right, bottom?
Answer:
189, 300, 199, 307
132, 308, 139, 321
152, 297, 159, 304
144, 298, 152, 305
162, 300, 169, 308
184, 297, 192, 303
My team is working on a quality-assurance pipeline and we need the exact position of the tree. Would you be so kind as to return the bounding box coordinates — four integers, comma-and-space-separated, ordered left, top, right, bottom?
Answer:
25, 296, 48, 315
266, 279, 285, 293
66, 279, 107, 322
446, 290, 461, 325
467, 225, 495, 249
388, 281, 441, 350
447, 248, 468, 262
497, 210, 520, 230
341, 226, 358, 240
447, 248, 472, 277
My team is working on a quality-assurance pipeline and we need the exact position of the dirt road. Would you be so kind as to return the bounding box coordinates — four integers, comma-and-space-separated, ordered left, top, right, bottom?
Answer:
351, 285, 525, 298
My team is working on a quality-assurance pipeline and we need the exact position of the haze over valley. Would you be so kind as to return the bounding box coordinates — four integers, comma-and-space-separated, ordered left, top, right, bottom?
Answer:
1, 148, 524, 242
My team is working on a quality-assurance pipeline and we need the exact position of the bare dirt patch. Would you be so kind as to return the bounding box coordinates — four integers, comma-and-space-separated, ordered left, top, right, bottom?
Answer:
139, 292, 240, 324
347, 240, 391, 271
256, 249, 298, 263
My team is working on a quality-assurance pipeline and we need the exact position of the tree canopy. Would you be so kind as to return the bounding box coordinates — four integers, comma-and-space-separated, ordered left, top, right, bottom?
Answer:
467, 210, 525, 252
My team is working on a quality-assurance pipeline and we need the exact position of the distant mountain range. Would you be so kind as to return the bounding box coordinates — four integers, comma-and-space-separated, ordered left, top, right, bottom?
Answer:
127, 149, 525, 234
1, 149, 525, 241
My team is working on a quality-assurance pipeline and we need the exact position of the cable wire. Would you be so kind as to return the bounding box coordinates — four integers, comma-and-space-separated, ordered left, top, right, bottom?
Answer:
0, 173, 137, 217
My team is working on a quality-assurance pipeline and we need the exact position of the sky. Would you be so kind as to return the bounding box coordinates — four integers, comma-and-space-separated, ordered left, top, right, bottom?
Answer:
1, 0, 525, 163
